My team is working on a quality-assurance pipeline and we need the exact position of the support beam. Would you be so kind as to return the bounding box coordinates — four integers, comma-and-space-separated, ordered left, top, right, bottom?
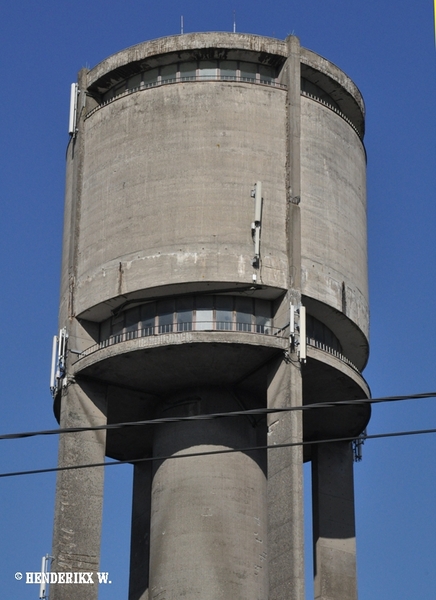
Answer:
129, 462, 152, 600
267, 355, 305, 600
312, 442, 358, 600
51, 379, 107, 600
149, 387, 268, 600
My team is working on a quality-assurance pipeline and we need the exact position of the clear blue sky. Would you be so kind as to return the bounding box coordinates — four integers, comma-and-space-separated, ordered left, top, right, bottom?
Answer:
1, 1, 435, 598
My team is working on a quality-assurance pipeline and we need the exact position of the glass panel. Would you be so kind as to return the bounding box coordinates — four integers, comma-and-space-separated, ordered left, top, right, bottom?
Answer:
100, 319, 110, 342
158, 299, 174, 333
127, 74, 141, 90
324, 327, 333, 348
220, 60, 238, 79
113, 81, 126, 97
140, 303, 156, 336
301, 78, 339, 110
235, 297, 253, 332
216, 296, 234, 330
306, 314, 315, 340
125, 306, 140, 337
143, 68, 158, 86
111, 314, 124, 336
176, 297, 193, 331
161, 64, 177, 82
195, 296, 214, 330
240, 62, 257, 81
255, 299, 272, 333
198, 61, 217, 79
313, 317, 324, 344
180, 62, 197, 79
103, 88, 114, 102
259, 64, 275, 83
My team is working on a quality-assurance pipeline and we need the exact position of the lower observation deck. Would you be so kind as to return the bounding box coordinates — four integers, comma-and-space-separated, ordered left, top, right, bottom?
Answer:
72, 320, 368, 397
68, 321, 370, 461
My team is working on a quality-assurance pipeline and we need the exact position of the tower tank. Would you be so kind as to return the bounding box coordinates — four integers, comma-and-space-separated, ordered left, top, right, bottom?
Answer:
51, 33, 370, 600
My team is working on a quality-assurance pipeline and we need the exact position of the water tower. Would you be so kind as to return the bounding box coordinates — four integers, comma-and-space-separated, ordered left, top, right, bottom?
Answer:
50, 32, 370, 600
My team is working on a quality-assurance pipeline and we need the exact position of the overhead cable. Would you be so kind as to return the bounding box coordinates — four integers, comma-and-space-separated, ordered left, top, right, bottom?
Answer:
1, 391, 435, 442
0, 426, 435, 479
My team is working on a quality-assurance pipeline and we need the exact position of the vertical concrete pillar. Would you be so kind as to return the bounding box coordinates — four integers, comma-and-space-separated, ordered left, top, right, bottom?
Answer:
149, 387, 268, 600
267, 33, 305, 600
311, 442, 358, 600
51, 379, 107, 600
129, 462, 152, 600
284, 35, 301, 264
267, 355, 305, 600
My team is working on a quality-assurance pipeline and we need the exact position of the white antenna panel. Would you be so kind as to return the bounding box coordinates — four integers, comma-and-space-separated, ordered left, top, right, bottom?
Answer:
299, 306, 307, 361
68, 83, 78, 135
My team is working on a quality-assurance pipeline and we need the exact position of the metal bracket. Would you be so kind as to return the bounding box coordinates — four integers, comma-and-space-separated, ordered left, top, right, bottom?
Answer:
251, 182, 262, 269
50, 328, 68, 397
290, 304, 306, 362
353, 429, 367, 462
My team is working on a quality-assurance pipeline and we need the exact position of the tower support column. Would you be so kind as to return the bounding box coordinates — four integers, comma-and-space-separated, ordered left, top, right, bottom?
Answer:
311, 442, 358, 600
267, 355, 305, 600
51, 379, 107, 600
129, 462, 152, 600
149, 387, 268, 600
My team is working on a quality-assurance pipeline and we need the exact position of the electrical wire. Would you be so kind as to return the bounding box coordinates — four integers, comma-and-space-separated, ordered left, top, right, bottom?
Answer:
1, 391, 435, 442
0, 427, 435, 479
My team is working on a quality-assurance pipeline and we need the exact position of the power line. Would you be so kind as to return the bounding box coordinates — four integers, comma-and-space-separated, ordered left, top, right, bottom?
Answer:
1, 391, 435, 442
0, 426, 435, 479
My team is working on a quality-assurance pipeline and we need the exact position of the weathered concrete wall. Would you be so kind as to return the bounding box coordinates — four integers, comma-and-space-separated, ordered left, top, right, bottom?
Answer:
75, 82, 287, 316
300, 96, 368, 339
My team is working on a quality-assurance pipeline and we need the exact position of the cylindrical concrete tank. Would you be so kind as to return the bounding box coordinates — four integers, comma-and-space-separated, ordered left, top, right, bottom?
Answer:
51, 32, 370, 600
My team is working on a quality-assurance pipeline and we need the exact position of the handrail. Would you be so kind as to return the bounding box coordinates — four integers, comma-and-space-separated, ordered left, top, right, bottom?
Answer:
77, 321, 287, 359
85, 75, 287, 119
306, 337, 360, 372
74, 322, 360, 373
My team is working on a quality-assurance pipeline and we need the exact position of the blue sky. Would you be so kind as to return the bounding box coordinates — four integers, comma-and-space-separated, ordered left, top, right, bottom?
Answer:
1, 1, 435, 598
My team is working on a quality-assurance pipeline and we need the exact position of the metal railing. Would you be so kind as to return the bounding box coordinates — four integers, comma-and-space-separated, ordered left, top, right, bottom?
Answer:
87, 75, 286, 118
306, 337, 359, 372
75, 322, 360, 373
77, 321, 287, 360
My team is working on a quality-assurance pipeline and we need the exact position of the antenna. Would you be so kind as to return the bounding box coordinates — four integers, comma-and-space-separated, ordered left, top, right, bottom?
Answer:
68, 83, 78, 136
39, 554, 52, 599
50, 328, 68, 397
49, 334, 58, 392
233, 10, 236, 33
181, 15, 184, 35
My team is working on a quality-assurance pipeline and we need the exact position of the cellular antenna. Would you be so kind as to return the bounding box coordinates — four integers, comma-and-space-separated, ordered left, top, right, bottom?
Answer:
181, 15, 184, 35
233, 9, 236, 33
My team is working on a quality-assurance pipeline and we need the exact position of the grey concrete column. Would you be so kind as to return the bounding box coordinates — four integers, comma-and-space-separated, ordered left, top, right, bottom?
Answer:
149, 387, 268, 600
267, 355, 305, 600
284, 36, 302, 292
311, 442, 357, 600
129, 462, 152, 600
267, 34, 305, 600
51, 379, 107, 600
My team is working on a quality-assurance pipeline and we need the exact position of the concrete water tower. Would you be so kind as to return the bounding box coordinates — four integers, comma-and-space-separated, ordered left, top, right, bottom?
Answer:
50, 32, 370, 600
